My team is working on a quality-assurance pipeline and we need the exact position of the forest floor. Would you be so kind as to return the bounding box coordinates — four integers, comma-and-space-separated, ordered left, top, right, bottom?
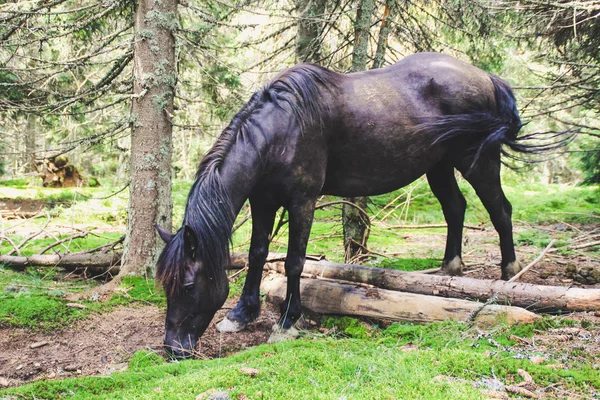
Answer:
1, 221, 599, 391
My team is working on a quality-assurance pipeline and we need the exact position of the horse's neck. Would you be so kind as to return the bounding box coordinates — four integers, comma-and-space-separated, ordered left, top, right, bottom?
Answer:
218, 135, 267, 214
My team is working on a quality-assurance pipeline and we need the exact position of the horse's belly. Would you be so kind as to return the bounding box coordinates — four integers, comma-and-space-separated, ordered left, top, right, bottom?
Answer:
321, 156, 440, 197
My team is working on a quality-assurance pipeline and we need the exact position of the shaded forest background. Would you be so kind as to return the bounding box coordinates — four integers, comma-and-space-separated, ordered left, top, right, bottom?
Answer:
1, 0, 599, 270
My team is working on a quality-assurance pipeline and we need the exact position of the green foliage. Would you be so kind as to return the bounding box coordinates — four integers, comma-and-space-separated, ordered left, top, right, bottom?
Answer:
580, 149, 600, 185
515, 229, 552, 247
322, 316, 373, 338
128, 350, 166, 371
0, 177, 32, 187
0, 71, 26, 101
374, 257, 439, 271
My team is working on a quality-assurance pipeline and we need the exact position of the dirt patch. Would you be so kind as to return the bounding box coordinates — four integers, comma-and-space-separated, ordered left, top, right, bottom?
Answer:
0, 198, 46, 214
0, 299, 279, 387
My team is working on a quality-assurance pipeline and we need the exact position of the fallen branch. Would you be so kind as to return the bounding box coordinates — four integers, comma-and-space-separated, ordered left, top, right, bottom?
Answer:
382, 223, 485, 231
5, 211, 52, 256
39, 232, 88, 254
0, 253, 122, 273
77, 235, 125, 255
510, 240, 556, 282
467, 239, 556, 323
262, 276, 539, 326
571, 240, 600, 250
0, 235, 22, 256
0, 210, 43, 220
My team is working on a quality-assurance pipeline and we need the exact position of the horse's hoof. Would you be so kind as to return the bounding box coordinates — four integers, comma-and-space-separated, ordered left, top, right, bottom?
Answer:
267, 324, 300, 344
215, 317, 247, 333
503, 260, 522, 280
441, 256, 464, 276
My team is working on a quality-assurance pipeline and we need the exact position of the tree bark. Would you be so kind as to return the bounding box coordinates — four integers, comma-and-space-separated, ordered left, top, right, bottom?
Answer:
342, 0, 376, 262
372, 0, 394, 69
23, 114, 36, 173
121, 0, 177, 276
257, 256, 600, 313
295, 0, 326, 63
262, 276, 540, 326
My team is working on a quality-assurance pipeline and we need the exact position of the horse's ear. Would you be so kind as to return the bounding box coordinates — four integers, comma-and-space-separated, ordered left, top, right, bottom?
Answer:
183, 224, 198, 259
155, 224, 175, 244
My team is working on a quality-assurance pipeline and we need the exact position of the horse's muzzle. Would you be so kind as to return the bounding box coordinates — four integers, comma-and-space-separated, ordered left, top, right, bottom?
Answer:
163, 315, 212, 360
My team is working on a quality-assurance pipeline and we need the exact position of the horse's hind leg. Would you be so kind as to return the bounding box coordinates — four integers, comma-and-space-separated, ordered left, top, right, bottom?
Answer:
217, 197, 278, 333
427, 163, 467, 276
458, 156, 520, 280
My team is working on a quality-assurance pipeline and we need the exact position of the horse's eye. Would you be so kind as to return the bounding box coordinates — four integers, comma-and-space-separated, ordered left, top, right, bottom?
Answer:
183, 284, 195, 293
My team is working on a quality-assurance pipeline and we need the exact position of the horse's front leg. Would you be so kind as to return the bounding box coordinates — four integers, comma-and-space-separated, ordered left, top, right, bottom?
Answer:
217, 198, 278, 333
277, 198, 317, 333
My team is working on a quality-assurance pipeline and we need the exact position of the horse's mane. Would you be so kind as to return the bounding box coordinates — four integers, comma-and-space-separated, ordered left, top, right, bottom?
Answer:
156, 63, 338, 300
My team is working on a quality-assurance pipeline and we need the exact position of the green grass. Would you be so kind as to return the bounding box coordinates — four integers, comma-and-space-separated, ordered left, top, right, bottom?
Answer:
3, 319, 599, 399
373, 257, 440, 271
0, 232, 123, 257
0, 264, 165, 332
0, 177, 32, 188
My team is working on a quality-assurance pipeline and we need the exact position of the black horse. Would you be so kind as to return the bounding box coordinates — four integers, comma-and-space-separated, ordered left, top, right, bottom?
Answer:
156, 52, 531, 359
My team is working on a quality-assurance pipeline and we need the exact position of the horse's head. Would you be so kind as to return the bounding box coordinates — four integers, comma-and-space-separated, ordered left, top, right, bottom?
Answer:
155, 224, 229, 359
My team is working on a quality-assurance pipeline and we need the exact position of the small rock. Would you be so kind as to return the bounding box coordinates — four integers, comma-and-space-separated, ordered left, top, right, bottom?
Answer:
196, 389, 218, 400
0, 376, 10, 387
530, 356, 546, 365
480, 389, 508, 399
546, 363, 567, 370
398, 343, 418, 352
66, 303, 87, 309
239, 367, 260, 377
506, 385, 538, 398
268, 325, 299, 343
195, 390, 230, 400
30, 341, 49, 349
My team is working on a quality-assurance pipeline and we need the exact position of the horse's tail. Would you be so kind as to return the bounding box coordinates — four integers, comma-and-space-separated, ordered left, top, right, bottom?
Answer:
419, 74, 573, 171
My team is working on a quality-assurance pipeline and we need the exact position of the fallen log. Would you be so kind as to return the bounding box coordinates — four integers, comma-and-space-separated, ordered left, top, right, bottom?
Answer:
1, 252, 246, 274
0, 253, 122, 274
255, 257, 600, 313
262, 276, 539, 326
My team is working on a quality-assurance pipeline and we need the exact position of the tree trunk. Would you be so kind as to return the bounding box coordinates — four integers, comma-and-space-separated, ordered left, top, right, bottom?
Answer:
23, 114, 36, 173
372, 0, 394, 69
342, 0, 375, 262
295, 0, 326, 63
257, 256, 600, 313
121, 0, 177, 276
262, 276, 540, 326
350, 0, 374, 71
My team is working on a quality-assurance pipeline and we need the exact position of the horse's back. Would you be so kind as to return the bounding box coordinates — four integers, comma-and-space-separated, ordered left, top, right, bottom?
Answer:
320, 53, 498, 196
